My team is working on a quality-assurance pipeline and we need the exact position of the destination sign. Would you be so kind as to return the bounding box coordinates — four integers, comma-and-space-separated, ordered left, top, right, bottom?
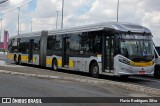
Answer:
121, 34, 151, 40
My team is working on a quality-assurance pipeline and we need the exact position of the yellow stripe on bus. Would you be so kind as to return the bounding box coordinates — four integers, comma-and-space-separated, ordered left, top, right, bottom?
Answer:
46, 58, 74, 68
130, 61, 154, 67
46, 58, 52, 65
7, 53, 14, 60
69, 60, 74, 68
21, 56, 28, 62
58, 59, 62, 67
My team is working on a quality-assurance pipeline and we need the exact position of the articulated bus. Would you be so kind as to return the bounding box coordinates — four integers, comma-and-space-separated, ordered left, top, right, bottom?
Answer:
8, 22, 155, 78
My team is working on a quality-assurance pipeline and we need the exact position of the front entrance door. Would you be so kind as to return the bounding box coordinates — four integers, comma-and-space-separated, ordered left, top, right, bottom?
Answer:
102, 35, 114, 72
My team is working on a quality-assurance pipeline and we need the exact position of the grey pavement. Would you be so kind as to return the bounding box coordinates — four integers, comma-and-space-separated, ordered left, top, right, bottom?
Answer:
0, 64, 160, 96
0, 73, 158, 106
0, 73, 147, 97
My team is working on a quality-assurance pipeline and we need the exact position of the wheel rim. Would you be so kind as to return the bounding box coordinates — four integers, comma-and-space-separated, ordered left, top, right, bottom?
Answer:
156, 70, 160, 75
19, 57, 21, 64
92, 67, 98, 75
53, 61, 58, 70
14, 56, 17, 63
54, 64, 57, 70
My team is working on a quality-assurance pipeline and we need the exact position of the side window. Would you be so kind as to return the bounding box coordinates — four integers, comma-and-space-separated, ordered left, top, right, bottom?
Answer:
8, 39, 12, 53
56, 35, 62, 55
11, 38, 18, 53
80, 32, 90, 53
47, 36, 55, 56
92, 34, 102, 54
33, 37, 40, 54
19, 38, 29, 54
79, 31, 102, 56
70, 33, 80, 56
47, 35, 62, 56
88, 31, 102, 54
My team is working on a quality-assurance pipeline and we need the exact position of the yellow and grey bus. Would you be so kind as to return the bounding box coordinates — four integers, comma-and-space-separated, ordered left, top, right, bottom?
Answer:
8, 22, 155, 78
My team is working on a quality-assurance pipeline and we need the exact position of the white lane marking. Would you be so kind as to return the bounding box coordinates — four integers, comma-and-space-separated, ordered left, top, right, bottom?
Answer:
130, 76, 160, 83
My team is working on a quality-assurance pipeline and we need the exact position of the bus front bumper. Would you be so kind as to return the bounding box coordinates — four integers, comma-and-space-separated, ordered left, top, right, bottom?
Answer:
117, 65, 154, 76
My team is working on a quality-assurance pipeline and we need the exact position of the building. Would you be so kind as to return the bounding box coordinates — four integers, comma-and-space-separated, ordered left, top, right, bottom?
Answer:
0, 30, 8, 51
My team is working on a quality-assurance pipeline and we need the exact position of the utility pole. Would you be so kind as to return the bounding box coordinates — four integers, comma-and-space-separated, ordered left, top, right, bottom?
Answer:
117, 0, 119, 22
20, 24, 22, 34
17, 7, 20, 35
0, 19, 2, 42
61, 0, 64, 29
31, 20, 32, 32
56, 11, 59, 29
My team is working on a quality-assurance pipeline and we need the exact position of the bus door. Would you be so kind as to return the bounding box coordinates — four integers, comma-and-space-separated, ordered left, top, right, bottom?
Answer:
102, 35, 114, 72
29, 39, 34, 62
62, 37, 70, 67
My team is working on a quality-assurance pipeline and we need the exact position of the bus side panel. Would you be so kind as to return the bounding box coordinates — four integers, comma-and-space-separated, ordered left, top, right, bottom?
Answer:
7, 53, 14, 61
32, 54, 39, 65
21, 54, 29, 63
58, 56, 101, 73
46, 56, 62, 68
39, 31, 48, 67
46, 56, 52, 68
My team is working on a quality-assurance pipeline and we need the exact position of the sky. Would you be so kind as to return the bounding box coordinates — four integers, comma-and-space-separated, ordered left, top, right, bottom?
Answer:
0, 0, 160, 45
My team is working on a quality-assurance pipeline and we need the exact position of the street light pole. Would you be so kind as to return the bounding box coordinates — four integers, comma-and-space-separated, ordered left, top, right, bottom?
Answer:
31, 20, 32, 32
17, 7, 20, 35
20, 24, 22, 34
117, 0, 119, 22
61, 0, 64, 29
56, 11, 59, 29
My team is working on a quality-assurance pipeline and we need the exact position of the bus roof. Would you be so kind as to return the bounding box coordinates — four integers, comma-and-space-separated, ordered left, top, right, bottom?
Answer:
10, 22, 151, 38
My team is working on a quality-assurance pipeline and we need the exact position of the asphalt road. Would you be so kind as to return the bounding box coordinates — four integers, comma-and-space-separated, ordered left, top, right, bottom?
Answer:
0, 73, 146, 97
0, 73, 157, 106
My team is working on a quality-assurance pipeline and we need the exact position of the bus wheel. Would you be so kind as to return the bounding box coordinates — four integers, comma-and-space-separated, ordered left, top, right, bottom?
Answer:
52, 59, 58, 71
14, 55, 17, 64
18, 56, 22, 65
90, 62, 99, 78
154, 66, 160, 78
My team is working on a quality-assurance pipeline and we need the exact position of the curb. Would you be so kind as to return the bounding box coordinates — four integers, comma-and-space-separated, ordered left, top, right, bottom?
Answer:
0, 70, 160, 96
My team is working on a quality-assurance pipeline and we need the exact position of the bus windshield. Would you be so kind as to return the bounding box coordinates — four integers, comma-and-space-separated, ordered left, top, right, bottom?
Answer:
120, 33, 154, 62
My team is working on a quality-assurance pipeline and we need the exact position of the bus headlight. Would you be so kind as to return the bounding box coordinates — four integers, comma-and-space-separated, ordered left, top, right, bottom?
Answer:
119, 57, 130, 65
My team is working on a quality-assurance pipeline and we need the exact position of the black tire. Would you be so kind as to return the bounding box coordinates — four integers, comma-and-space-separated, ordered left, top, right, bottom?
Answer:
154, 66, 160, 78
14, 55, 17, 64
90, 62, 99, 78
52, 59, 58, 71
18, 56, 22, 65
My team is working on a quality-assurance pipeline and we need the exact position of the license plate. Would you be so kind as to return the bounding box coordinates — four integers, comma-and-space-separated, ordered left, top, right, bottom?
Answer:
139, 71, 146, 74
